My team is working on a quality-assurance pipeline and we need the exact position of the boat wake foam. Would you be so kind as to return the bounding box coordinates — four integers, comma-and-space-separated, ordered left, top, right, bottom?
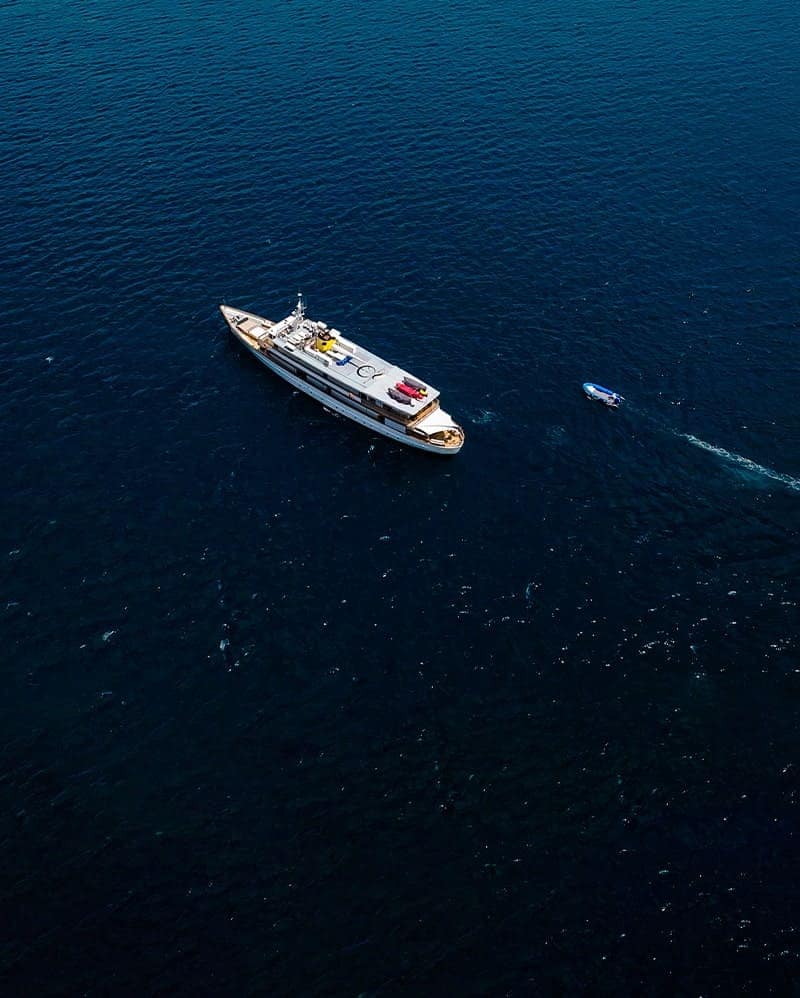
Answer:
469, 409, 498, 425
681, 434, 800, 493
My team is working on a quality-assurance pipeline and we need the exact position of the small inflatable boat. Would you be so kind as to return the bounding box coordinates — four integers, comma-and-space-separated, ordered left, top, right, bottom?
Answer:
583, 383, 623, 408
387, 385, 413, 405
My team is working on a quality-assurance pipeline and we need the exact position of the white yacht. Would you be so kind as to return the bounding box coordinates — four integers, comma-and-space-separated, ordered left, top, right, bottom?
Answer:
220, 295, 464, 455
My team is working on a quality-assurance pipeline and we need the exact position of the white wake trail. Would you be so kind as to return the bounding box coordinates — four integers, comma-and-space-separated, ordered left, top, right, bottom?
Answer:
682, 434, 800, 493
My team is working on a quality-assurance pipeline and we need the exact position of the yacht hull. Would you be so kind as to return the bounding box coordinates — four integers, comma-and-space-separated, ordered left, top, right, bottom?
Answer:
232, 327, 463, 455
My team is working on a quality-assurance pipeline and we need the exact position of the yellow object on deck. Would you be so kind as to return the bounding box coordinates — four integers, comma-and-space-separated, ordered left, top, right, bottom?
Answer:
316, 336, 335, 352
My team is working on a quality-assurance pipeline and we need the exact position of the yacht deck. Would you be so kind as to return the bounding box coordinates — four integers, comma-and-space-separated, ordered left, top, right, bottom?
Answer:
229, 307, 440, 419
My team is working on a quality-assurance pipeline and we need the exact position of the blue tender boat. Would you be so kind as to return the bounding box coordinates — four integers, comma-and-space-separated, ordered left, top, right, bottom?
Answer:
583, 382, 623, 408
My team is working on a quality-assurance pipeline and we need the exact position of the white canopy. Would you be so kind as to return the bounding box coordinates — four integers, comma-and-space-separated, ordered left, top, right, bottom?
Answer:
414, 408, 458, 437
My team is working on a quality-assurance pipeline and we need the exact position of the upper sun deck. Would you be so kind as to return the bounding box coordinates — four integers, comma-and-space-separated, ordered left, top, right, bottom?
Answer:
224, 301, 440, 419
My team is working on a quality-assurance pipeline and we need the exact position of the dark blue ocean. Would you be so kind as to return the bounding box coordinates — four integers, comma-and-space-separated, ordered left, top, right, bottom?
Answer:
2, 1, 799, 993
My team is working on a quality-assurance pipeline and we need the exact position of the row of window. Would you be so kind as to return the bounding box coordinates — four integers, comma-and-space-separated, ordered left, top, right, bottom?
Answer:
266, 351, 423, 435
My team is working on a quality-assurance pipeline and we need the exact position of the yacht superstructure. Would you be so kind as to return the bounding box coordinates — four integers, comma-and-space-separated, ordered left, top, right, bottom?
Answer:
220, 295, 464, 454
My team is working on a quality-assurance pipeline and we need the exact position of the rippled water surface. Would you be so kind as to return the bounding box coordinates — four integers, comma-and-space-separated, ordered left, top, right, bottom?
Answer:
2, 1, 799, 993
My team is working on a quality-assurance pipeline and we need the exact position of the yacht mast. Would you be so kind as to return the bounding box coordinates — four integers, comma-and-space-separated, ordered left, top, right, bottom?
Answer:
294, 291, 305, 327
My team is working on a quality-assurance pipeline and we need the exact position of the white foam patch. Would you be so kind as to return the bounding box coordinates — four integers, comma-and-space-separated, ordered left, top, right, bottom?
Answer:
470, 409, 498, 425
682, 435, 800, 493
